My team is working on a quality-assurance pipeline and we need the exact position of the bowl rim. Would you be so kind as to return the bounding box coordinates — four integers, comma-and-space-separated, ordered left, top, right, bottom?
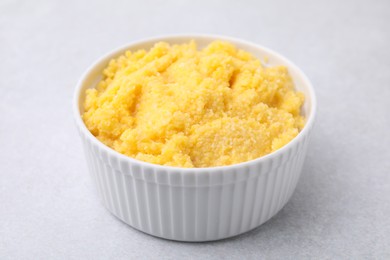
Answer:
73, 34, 317, 172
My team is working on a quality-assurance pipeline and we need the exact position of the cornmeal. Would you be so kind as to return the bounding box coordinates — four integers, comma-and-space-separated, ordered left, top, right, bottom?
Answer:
83, 41, 305, 168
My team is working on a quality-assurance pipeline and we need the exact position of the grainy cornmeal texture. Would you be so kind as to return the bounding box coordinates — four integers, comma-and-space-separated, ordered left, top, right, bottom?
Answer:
83, 41, 305, 168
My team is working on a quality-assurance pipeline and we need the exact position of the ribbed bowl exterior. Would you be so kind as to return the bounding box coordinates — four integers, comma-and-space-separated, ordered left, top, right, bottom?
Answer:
74, 35, 316, 242
77, 125, 312, 241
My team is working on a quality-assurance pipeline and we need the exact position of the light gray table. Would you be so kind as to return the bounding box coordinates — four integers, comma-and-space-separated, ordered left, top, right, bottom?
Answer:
1, 0, 389, 259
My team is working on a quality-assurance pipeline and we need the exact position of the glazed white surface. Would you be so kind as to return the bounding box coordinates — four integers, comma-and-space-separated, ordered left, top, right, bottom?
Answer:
1, 0, 389, 258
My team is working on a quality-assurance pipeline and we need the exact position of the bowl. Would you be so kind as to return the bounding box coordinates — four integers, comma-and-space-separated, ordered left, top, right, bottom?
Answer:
73, 34, 316, 242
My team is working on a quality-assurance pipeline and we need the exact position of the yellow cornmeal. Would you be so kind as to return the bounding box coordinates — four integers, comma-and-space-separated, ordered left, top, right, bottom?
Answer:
83, 41, 305, 168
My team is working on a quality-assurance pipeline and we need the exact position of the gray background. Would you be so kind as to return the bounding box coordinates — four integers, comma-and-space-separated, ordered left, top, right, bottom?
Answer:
1, 0, 389, 259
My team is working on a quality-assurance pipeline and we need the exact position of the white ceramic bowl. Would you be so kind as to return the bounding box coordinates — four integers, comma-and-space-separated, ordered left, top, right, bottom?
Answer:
73, 35, 316, 242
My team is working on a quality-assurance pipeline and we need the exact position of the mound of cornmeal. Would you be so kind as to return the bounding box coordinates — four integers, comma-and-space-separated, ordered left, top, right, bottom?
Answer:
83, 41, 305, 168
